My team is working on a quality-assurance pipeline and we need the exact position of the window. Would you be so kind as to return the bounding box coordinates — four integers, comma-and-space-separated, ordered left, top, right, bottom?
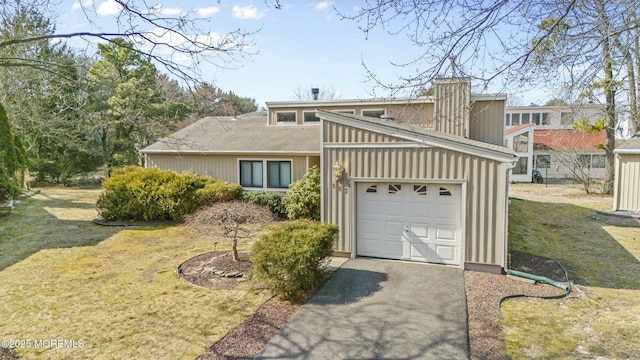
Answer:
439, 187, 452, 196
239, 160, 292, 189
577, 154, 591, 168
592, 155, 606, 168
240, 160, 263, 188
521, 113, 530, 124
267, 161, 292, 188
365, 184, 378, 193
505, 114, 510, 126
413, 185, 427, 196
541, 113, 550, 125
276, 111, 296, 123
513, 133, 529, 152
303, 111, 320, 123
362, 109, 385, 118
560, 112, 574, 125
388, 184, 402, 194
511, 113, 520, 126
532, 113, 541, 125
513, 157, 528, 175
536, 155, 550, 169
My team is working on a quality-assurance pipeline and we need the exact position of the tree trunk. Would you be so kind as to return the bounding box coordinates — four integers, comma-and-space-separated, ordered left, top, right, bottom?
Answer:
598, 0, 616, 194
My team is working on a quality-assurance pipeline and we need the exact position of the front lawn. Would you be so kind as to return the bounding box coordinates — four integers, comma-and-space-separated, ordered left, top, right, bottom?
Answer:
504, 184, 640, 359
0, 187, 269, 359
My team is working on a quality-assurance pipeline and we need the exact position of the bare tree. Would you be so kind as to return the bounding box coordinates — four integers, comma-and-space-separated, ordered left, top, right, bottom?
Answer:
0, 0, 259, 83
334, 0, 640, 193
292, 85, 340, 101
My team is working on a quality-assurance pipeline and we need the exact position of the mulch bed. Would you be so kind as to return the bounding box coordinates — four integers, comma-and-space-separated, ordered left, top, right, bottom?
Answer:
178, 251, 254, 290
178, 250, 572, 360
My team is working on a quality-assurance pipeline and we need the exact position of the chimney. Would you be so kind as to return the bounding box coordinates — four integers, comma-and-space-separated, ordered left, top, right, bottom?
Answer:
311, 88, 319, 101
434, 78, 471, 138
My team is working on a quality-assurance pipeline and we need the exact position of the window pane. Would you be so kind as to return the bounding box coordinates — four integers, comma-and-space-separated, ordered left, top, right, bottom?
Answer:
592, 155, 606, 168
577, 154, 591, 167
541, 113, 550, 125
240, 160, 263, 187
277, 112, 296, 122
532, 113, 541, 125
267, 161, 291, 188
521, 113, 530, 124
513, 157, 528, 174
513, 133, 529, 152
304, 112, 319, 122
511, 113, 520, 125
362, 109, 385, 118
505, 114, 510, 126
252, 162, 263, 186
536, 155, 550, 169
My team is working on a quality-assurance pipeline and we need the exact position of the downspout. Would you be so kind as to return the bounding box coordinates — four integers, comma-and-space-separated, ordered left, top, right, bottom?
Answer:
503, 155, 519, 271
505, 269, 570, 291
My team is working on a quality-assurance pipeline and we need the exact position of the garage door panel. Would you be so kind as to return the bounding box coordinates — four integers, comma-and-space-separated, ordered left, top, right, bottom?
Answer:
408, 223, 429, 238
435, 226, 456, 241
385, 240, 404, 259
357, 182, 461, 266
385, 221, 404, 236
434, 245, 457, 264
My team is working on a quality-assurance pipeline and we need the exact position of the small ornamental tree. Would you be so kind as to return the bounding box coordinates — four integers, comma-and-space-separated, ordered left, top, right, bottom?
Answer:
284, 166, 320, 221
184, 201, 275, 261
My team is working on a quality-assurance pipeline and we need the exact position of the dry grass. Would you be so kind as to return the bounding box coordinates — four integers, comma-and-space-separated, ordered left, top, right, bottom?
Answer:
0, 187, 270, 359
503, 183, 640, 359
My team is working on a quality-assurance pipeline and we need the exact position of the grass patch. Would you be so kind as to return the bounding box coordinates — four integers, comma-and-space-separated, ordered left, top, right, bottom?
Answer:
0, 187, 269, 359
503, 184, 640, 359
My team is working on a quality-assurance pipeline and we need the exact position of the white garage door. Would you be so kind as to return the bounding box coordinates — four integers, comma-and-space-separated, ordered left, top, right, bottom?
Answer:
356, 182, 462, 265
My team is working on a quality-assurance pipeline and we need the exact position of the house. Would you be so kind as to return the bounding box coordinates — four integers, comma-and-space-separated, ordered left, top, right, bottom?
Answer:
613, 134, 640, 212
141, 78, 516, 273
505, 104, 608, 182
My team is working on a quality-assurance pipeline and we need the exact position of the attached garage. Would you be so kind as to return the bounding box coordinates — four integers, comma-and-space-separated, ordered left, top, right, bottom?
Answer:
319, 107, 516, 273
356, 182, 462, 265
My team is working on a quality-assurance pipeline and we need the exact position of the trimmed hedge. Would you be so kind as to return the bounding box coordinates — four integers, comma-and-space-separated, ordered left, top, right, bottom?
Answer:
250, 219, 338, 302
241, 190, 288, 219
96, 166, 241, 221
283, 166, 320, 221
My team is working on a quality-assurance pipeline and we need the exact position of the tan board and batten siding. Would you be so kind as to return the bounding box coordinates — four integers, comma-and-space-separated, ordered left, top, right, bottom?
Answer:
613, 136, 640, 212
321, 120, 509, 270
144, 154, 316, 184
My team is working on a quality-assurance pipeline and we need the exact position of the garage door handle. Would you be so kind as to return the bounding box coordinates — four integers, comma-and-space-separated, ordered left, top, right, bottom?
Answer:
404, 226, 409, 232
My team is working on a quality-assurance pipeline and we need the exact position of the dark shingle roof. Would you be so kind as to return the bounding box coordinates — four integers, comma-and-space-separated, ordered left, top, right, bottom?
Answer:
141, 113, 320, 154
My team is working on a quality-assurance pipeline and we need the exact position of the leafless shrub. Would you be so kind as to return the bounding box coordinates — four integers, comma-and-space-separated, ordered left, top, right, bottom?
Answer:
184, 201, 275, 260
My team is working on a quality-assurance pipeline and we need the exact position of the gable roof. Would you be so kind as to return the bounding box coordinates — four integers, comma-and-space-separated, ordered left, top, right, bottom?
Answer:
615, 134, 640, 154
506, 123, 533, 136
534, 129, 607, 151
141, 113, 320, 155
317, 110, 516, 162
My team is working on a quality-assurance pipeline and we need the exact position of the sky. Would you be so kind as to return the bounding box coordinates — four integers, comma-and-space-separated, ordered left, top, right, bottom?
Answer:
55, 0, 548, 108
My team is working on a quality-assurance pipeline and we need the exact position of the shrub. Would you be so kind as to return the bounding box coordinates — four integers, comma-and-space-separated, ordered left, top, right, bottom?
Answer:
250, 219, 338, 302
283, 166, 320, 221
96, 166, 239, 221
195, 181, 243, 207
241, 190, 288, 219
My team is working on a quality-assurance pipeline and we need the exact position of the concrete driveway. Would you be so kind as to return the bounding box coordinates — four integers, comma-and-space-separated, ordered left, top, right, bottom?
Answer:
257, 258, 469, 359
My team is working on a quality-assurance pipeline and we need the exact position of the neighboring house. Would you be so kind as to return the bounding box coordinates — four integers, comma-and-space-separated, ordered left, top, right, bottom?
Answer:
533, 129, 608, 181
613, 134, 640, 212
141, 78, 516, 273
505, 124, 534, 183
505, 104, 608, 182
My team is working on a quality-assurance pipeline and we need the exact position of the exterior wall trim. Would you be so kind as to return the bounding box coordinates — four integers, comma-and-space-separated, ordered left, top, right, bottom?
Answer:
140, 150, 319, 155
323, 143, 428, 149
319, 111, 515, 163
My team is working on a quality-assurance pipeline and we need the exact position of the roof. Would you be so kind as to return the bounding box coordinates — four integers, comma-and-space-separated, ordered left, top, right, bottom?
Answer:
615, 134, 640, 154
317, 110, 516, 162
266, 93, 507, 109
506, 123, 533, 136
534, 129, 608, 151
141, 113, 320, 155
